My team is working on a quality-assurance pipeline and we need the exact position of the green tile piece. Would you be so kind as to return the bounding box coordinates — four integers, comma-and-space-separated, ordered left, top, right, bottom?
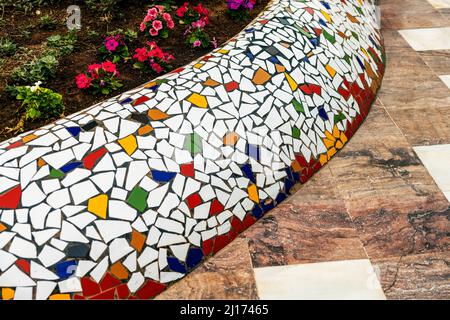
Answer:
293, 99, 305, 113
334, 112, 347, 124
126, 186, 149, 213
184, 133, 202, 155
50, 168, 65, 179
292, 127, 301, 139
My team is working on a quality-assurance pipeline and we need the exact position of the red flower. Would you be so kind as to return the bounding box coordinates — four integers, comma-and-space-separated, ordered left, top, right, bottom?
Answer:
134, 47, 148, 62
102, 61, 117, 73
75, 73, 92, 89
151, 63, 163, 73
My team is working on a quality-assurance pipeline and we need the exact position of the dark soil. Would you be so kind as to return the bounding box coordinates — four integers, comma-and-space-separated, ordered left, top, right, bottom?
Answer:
0, 0, 269, 142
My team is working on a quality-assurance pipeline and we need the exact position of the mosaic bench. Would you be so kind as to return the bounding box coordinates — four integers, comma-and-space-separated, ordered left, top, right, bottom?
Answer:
0, 0, 384, 300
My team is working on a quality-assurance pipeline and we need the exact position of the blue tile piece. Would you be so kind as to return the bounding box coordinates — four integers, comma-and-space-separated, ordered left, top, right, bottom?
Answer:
269, 56, 280, 64
284, 178, 295, 194
151, 170, 177, 183
245, 28, 255, 33
167, 257, 187, 274
148, 84, 160, 92
241, 164, 256, 183
261, 201, 274, 213
319, 18, 327, 27
318, 107, 329, 120
246, 144, 260, 161
66, 127, 81, 137
186, 248, 203, 269
56, 260, 77, 280
276, 192, 287, 204
309, 37, 319, 47
356, 56, 365, 70
320, 1, 331, 9
60, 161, 82, 173
252, 205, 263, 219
246, 51, 254, 61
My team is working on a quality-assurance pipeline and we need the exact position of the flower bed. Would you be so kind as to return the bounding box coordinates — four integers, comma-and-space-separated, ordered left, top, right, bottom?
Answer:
0, 0, 269, 142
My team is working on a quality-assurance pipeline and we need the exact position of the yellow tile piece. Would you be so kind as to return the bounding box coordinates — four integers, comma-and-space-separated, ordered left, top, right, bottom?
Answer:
335, 141, 344, 149
144, 81, 157, 88
332, 125, 340, 138
49, 294, 71, 300
325, 130, 336, 142
0, 222, 7, 232
321, 10, 332, 23
284, 72, 298, 91
203, 78, 220, 87
252, 68, 271, 85
2, 288, 14, 300
148, 109, 169, 120
361, 47, 370, 60
323, 138, 335, 149
340, 133, 348, 144
138, 125, 153, 136
319, 154, 328, 165
187, 93, 208, 108
327, 147, 337, 158
248, 184, 259, 203
218, 49, 229, 54
325, 64, 336, 78
22, 134, 37, 143
118, 135, 137, 156
223, 132, 239, 146
194, 63, 203, 69
88, 194, 108, 219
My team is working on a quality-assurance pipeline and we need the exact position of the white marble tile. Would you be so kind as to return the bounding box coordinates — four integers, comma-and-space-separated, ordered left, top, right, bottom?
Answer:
254, 259, 386, 300
439, 75, 450, 89
398, 27, 450, 51
427, 0, 450, 8
414, 144, 450, 195
443, 191, 450, 202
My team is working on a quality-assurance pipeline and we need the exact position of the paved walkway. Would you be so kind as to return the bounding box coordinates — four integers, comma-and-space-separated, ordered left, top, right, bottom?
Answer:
157, 0, 450, 300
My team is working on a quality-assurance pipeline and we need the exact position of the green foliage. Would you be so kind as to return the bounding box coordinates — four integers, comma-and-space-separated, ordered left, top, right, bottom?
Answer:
186, 29, 211, 49
85, 0, 119, 14
14, 84, 64, 121
46, 31, 78, 57
0, 38, 17, 57
11, 54, 59, 84
38, 14, 58, 30
1, 0, 54, 13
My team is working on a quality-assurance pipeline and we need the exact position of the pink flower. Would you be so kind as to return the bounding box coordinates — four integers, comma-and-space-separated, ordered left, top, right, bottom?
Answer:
140, 22, 146, 32
192, 19, 206, 29
105, 37, 119, 51
147, 7, 158, 17
167, 19, 175, 29
149, 28, 158, 37
152, 20, 163, 31
163, 13, 171, 21
193, 40, 202, 47
151, 63, 163, 73
102, 61, 116, 73
75, 73, 91, 89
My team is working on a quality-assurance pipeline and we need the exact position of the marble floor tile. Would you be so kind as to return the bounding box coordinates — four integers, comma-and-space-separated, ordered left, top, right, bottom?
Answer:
439, 75, 450, 89
242, 167, 367, 267
413, 144, 450, 195
254, 259, 386, 300
372, 251, 450, 299
398, 27, 450, 51
328, 104, 450, 258
419, 50, 450, 75
156, 239, 259, 300
427, 0, 450, 9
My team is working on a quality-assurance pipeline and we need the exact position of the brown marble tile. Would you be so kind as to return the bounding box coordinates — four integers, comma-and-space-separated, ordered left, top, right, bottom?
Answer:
241, 167, 367, 267
380, 0, 449, 29
418, 50, 450, 75
373, 251, 450, 299
156, 239, 259, 300
328, 104, 450, 258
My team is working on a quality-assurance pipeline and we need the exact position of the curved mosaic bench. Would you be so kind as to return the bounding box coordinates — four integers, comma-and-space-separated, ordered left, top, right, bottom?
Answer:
0, 0, 384, 300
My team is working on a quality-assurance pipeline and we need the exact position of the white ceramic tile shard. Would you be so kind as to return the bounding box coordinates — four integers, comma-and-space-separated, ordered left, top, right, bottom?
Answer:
254, 259, 386, 300
427, 0, 450, 9
439, 75, 450, 89
414, 144, 450, 198
398, 27, 450, 51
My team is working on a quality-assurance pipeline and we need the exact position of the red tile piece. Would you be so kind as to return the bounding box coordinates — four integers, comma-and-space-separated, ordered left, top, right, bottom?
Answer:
186, 193, 202, 209
81, 277, 101, 297
100, 273, 121, 291
202, 238, 215, 256
0, 185, 22, 209
209, 199, 224, 216
136, 280, 166, 300
74, 294, 86, 300
225, 81, 239, 92
16, 260, 30, 274
309, 84, 321, 95
180, 162, 194, 177
6, 141, 24, 150
83, 147, 107, 170
133, 96, 150, 106
213, 234, 231, 254
116, 284, 130, 300
299, 84, 312, 95
90, 288, 116, 300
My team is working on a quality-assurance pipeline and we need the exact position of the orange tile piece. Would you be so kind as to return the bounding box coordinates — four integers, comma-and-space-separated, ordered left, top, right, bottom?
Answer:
138, 125, 153, 136
203, 78, 220, 87
291, 160, 301, 172
147, 109, 169, 121
253, 68, 271, 85
130, 229, 146, 253
326, 64, 336, 78
0, 222, 7, 232
49, 294, 71, 300
144, 81, 157, 88
37, 158, 46, 168
275, 64, 286, 73
194, 63, 204, 69
22, 134, 37, 143
2, 288, 14, 300
223, 132, 239, 146
111, 262, 129, 280
248, 184, 259, 203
